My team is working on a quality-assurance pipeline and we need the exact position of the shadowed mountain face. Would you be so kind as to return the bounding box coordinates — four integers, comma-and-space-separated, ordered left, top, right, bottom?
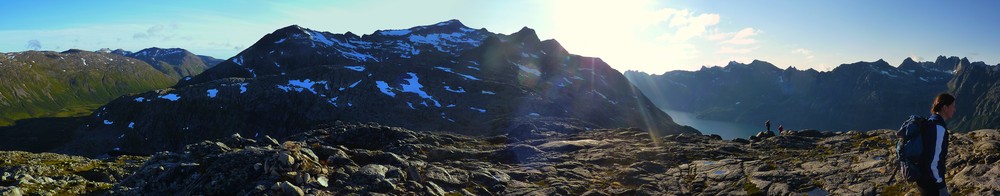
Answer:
625, 56, 999, 132
0, 50, 176, 126
949, 60, 1000, 132
108, 47, 220, 80
61, 20, 698, 156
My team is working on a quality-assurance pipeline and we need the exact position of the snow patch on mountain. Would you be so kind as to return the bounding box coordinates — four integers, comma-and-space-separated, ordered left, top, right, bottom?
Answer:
239, 83, 248, 94
434, 66, 480, 80
375, 81, 396, 97
514, 62, 541, 76
400, 73, 441, 107
232, 56, 244, 66
277, 79, 328, 94
159, 94, 181, 101
379, 29, 411, 36
444, 86, 466, 93
344, 65, 365, 72
207, 89, 219, 98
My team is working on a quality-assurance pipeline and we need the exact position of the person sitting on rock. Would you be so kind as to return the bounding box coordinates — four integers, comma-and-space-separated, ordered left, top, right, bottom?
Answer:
916, 93, 956, 196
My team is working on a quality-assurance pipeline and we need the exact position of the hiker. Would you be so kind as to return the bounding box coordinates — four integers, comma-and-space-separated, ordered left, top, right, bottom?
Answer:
764, 120, 771, 134
918, 93, 956, 195
778, 125, 784, 135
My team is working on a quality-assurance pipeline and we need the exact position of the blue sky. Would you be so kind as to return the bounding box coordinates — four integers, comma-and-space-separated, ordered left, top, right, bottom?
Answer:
2, 0, 997, 74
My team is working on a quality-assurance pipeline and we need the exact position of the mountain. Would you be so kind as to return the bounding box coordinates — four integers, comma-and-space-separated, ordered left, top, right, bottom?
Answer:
6, 122, 1000, 195
626, 56, 999, 132
107, 47, 218, 79
198, 55, 224, 67
624, 58, 949, 131
949, 59, 1000, 131
0, 50, 177, 152
59, 20, 698, 156
0, 50, 176, 126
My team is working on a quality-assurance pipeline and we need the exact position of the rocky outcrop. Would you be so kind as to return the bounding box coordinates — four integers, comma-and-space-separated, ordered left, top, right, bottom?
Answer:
0, 151, 146, 195
8, 121, 986, 195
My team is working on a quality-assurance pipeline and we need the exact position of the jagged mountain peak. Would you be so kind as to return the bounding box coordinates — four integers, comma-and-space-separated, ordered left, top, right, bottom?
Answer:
902, 56, 918, 65
508, 26, 541, 44
717, 60, 780, 72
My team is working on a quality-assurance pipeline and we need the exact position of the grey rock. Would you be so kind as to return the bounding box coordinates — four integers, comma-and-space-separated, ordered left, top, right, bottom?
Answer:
324, 148, 355, 166
277, 152, 295, 167
537, 139, 607, 152
264, 135, 281, 146
0, 186, 23, 196
425, 166, 464, 187
280, 181, 304, 196
316, 176, 329, 187
424, 181, 447, 196
508, 144, 543, 162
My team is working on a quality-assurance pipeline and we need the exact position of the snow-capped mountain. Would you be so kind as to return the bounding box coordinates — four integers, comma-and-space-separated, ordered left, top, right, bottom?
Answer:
60, 20, 699, 156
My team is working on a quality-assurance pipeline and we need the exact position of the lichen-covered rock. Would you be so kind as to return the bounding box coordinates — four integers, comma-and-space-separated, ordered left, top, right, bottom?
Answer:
0, 151, 146, 195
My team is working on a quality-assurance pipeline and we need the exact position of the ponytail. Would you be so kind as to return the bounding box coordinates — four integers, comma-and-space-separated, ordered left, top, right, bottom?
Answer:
931, 93, 956, 114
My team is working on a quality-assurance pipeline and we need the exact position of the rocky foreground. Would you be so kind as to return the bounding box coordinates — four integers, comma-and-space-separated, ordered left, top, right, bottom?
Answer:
2, 122, 999, 195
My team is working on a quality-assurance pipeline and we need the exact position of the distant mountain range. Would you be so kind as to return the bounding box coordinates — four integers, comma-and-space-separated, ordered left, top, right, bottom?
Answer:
0, 48, 219, 152
59, 20, 698, 156
104, 47, 221, 80
625, 56, 1000, 132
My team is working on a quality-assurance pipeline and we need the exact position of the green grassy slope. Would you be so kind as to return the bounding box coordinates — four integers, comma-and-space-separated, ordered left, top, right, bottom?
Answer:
0, 50, 176, 126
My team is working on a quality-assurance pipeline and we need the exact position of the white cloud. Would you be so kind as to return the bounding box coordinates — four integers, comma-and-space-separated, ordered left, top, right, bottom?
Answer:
705, 28, 734, 41
793, 48, 814, 59
654, 8, 721, 43
722, 28, 758, 45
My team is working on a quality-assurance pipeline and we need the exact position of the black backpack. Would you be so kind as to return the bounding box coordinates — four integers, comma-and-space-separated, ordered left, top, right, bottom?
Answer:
896, 115, 934, 181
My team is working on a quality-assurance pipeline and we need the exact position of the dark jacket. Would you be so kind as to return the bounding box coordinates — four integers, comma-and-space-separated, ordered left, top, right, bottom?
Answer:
920, 114, 949, 183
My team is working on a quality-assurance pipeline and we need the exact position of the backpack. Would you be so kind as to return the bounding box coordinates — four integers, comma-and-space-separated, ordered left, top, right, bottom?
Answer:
896, 115, 934, 182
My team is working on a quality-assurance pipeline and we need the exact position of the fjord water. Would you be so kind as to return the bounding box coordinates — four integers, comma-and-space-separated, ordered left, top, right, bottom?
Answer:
662, 109, 760, 140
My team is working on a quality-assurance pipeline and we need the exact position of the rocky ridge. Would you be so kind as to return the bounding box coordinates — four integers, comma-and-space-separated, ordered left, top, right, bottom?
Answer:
8, 122, 999, 195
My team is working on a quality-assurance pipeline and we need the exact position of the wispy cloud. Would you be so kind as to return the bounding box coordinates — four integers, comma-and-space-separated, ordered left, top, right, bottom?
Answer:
793, 48, 815, 59
722, 28, 759, 45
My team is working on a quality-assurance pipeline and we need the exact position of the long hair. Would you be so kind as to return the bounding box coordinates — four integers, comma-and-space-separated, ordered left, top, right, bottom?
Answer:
931, 93, 956, 114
